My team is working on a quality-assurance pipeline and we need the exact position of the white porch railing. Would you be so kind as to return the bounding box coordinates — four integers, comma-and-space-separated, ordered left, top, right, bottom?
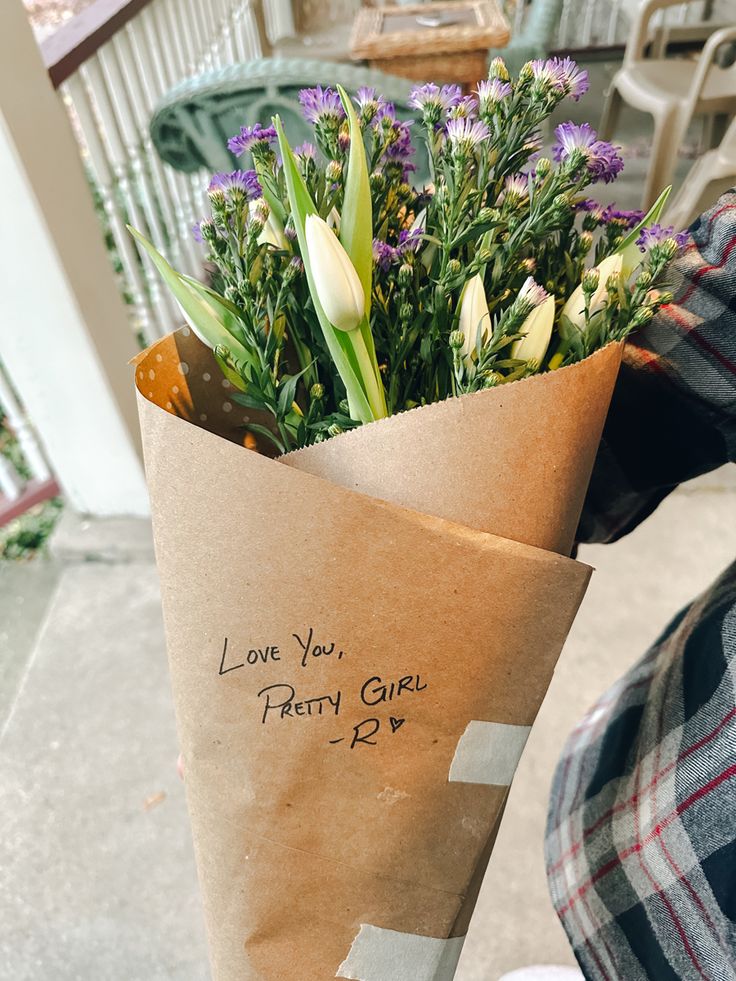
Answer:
0, 360, 58, 528
40, 0, 267, 346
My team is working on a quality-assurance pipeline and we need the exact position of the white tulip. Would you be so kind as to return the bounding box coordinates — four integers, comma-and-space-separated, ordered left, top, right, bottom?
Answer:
512, 294, 555, 367
561, 253, 623, 330
304, 213, 365, 332
459, 274, 491, 364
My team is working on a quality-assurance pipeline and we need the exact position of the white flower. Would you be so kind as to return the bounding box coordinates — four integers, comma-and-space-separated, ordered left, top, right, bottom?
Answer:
459, 274, 490, 364
561, 253, 623, 330
304, 213, 365, 332
512, 294, 555, 366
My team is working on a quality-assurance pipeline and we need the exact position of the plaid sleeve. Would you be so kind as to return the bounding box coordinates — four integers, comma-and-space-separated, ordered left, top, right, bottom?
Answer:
578, 190, 736, 545
545, 560, 736, 981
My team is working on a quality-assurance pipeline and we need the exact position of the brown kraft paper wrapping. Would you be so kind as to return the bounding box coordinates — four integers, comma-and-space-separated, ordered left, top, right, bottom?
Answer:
133, 330, 622, 981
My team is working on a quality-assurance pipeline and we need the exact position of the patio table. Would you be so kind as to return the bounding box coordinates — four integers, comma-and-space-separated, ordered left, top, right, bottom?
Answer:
350, 0, 510, 89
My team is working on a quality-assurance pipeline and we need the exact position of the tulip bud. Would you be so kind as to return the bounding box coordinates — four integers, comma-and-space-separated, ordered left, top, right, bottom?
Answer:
561, 253, 623, 330
304, 213, 365, 332
458, 274, 491, 364
511, 294, 555, 367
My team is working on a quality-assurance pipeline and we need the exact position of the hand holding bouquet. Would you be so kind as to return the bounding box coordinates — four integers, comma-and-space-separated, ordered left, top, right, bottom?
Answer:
130, 59, 685, 981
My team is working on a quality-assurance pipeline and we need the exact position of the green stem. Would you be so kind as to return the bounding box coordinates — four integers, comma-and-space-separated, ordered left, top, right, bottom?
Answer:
349, 329, 387, 419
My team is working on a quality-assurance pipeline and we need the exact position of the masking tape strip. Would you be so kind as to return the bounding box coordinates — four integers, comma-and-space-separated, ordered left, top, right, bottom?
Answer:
448, 720, 532, 786
336, 924, 465, 981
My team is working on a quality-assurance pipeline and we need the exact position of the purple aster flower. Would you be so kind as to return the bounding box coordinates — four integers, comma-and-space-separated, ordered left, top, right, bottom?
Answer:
553, 122, 623, 183
227, 123, 276, 157
298, 86, 345, 124
503, 174, 529, 200
588, 141, 624, 183
517, 276, 549, 308
448, 96, 479, 120
476, 78, 512, 110
373, 239, 398, 272
383, 119, 415, 161
547, 57, 589, 101
636, 223, 690, 252
208, 169, 262, 200
294, 141, 317, 160
408, 82, 462, 115
553, 121, 597, 159
397, 228, 423, 254
354, 86, 385, 116
601, 205, 645, 229
445, 117, 490, 151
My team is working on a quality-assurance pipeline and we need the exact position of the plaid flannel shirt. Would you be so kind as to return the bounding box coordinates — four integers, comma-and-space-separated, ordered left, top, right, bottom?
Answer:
545, 190, 736, 980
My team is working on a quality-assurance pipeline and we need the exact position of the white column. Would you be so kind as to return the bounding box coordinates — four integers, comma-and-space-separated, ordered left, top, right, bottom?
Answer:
0, 2, 149, 517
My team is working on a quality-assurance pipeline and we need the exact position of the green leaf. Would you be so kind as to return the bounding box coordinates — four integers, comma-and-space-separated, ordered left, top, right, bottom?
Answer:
277, 362, 312, 418
246, 422, 285, 455
337, 84, 373, 317
128, 226, 253, 367
214, 350, 247, 392
273, 115, 374, 424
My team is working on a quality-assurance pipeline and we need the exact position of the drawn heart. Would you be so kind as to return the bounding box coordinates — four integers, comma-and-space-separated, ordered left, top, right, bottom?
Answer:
389, 717, 405, 733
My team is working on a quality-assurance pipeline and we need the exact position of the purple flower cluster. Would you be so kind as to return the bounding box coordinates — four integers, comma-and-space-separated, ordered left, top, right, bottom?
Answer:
445, 117, 491, 151
208, 169, 262, 200
530, 57, 589, 101
227, 124, 276, 157
575, 199, 644, 228
553, 122, 624, 184
354, 86, 386, 119
372, 228, 423, 271
477, 78, 512, 110
294, 141, 317, 161
408, 82, 462, 117
298, 86, 345, 124
636, 224, 690, 252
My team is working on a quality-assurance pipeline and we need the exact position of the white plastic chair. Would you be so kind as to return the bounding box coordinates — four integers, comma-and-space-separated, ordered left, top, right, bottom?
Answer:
600, 0, 736, 209
666, 113, 736, 227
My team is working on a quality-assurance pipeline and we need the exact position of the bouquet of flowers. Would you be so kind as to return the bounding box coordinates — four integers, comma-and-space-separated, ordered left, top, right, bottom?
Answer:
132, 58, 683, 981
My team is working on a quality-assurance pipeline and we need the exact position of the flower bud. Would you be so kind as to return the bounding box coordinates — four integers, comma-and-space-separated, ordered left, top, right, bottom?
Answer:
582, 268, 600, 295
562, 253, 623, 331
338, 399, 350, 415
449, 329, 465, 350
489, 57, 510, 81
310, 383, 325, 400
458, 274, 490, 364
326, 160, 343, 183
630, 306, 654, 328
578, 231, 593, 256
398, 263, 413, 287
304, 213, 365, 332
447, 258, 462, 278
535, 157, 551, 179
370, 171, 386, 193
400, 302, 413, 322
512, 294, 555, 366
327, 423, 343, 437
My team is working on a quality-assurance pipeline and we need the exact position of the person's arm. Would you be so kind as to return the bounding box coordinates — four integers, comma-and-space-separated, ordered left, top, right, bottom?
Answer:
578, 189, 736, 545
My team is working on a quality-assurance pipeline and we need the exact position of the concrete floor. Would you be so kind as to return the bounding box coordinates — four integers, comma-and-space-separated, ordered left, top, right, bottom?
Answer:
1, 59, 735, 981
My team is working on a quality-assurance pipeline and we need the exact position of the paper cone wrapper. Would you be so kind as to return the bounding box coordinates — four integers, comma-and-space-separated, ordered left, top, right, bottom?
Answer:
134, 331, 622, 981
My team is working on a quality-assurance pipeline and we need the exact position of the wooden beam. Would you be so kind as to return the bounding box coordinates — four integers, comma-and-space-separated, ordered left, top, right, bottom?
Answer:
40, 0, 154, 89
